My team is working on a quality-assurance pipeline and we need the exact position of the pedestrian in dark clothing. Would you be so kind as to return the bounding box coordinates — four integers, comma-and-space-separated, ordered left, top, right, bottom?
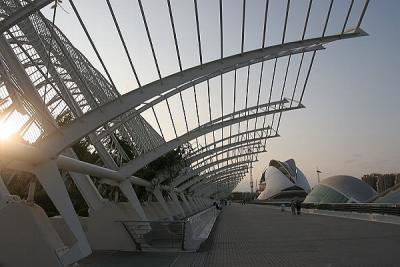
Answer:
296, 200, 301, 215
290, 200, 296, 215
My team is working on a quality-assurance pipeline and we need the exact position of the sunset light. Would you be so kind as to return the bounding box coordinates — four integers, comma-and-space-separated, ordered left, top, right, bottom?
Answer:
0, 111, 27, 140
0, 118, 19, 140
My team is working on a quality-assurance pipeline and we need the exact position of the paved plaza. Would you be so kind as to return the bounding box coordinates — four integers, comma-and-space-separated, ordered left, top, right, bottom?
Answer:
80, 204, 400, 267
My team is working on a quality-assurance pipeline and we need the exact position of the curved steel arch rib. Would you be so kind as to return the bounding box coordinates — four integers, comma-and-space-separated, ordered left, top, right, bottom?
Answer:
195, 178, 242, 196
92, 47, 319, 143
118, 99, 301, 179
196, 176, 242, 196
178, 162, 250, 192
191, 140, 266, 169
188, 127, 274, 158
38, 29, 366, 159
195, 173, 243, 193
182, 166, 249, 192
189, 135, 274, 164
172, 151, 259, 188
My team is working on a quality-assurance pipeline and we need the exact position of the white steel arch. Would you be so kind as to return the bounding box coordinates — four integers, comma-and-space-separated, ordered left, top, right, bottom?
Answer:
0, 1, 372, 265
182, 166, 249, 192
192, 142, 265, 170
117, 99, 300, 179
172, 152, 259, 188
37, 29, 366, 159
188, 133, 276, 164
178, 162, 250, 192
188, 127, 275, 157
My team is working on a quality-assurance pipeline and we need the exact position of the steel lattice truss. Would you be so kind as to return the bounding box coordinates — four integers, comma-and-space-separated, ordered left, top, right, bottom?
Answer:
0, 0, 369, 260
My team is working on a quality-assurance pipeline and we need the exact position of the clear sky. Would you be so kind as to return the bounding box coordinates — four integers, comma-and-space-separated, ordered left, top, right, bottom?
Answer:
42, 0, 400, 191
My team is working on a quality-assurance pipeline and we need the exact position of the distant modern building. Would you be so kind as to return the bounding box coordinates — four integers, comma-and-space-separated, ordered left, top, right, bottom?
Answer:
257, 159, 311, 201
362, 173, 400, 193
304, 175, 377, 204
362, 174, 378, 191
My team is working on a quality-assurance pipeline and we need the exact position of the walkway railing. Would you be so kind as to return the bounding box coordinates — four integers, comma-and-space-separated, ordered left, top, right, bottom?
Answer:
119, 206, 220, 252
251, 201, 400, 216
301, 203, 400, 216
120, 220, 185, 251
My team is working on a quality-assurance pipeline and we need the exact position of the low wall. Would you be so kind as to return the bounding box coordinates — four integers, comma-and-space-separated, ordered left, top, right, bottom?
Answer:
303, 208, 400, 225
184, 206, 220, 251
251, 201, 400, 225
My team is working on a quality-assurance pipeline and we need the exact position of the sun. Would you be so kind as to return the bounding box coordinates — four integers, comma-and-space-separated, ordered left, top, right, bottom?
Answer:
0, 112, 25, 140
0, 118, 20, 140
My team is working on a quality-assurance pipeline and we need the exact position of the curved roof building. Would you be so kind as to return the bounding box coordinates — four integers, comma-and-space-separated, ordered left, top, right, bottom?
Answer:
372, 183, 400, 203
304, 175, 377, 204
257, 159, 311, 201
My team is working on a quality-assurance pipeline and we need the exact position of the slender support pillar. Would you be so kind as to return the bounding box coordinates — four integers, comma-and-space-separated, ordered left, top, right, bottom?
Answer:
26, 180, 36, 204
195, 197, 204, 208
180, 193, 194, 213
32, 161, 91, 266
200, 187, 215, 198
153, 187, 173, 220
69, 171, 106, 212
188, 196, 199, 212
193, 197, 202, 208
199, 197, 207, 208
200, 198, 207, 208
187, 196, 196, 211
0, 175, 9, 198
118, 180, 148, 221
63, 148, 106, 213
169, 191, 185, 217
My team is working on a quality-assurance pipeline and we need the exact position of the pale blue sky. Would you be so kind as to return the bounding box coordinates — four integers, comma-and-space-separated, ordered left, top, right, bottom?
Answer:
43, 0, 400, 191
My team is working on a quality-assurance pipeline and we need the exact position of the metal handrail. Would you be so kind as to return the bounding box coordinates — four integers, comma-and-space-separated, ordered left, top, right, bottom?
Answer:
182, 205, 215, 220
301, 203, 400, 216
251, 201, 400, 216
118, 220, 186, 251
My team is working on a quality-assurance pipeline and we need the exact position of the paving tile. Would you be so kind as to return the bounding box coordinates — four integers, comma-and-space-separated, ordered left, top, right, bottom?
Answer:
173, 203, 400, 267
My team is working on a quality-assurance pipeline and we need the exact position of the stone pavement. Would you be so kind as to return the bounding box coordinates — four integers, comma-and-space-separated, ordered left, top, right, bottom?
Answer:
80, 204, 400, 267
172, 203, 400, 267
79, 251, 180, 267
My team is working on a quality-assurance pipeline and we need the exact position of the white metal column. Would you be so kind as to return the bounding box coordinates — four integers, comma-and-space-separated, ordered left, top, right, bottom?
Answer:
32, 161, 91, 266
0, 175, 10, 198
169, 191, 186, 217
179, 193, 194, 213
153, 186, 173, 220
118, 180, 148, 221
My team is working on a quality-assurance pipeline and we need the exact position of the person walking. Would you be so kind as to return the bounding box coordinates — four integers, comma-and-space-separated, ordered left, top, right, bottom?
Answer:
296, 199, 302, 215
290, 200, 296, 215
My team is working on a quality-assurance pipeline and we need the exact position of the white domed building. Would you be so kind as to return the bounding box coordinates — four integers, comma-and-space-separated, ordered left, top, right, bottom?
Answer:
304, 175, 377, 204
257, 159, 311, 201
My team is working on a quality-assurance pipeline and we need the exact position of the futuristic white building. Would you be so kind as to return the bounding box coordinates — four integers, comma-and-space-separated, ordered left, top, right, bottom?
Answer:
257, 159, 311, 201
304, 175, 377, 204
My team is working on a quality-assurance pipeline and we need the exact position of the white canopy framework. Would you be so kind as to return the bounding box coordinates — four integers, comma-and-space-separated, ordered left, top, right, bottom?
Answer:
0, 0, 370, 264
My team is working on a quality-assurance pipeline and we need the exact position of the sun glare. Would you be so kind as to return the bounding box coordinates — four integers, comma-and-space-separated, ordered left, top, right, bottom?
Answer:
0, 118, 20, 140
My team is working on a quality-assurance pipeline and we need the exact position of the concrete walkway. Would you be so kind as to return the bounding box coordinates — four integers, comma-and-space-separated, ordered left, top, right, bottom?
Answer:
172, 203, 400, 267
